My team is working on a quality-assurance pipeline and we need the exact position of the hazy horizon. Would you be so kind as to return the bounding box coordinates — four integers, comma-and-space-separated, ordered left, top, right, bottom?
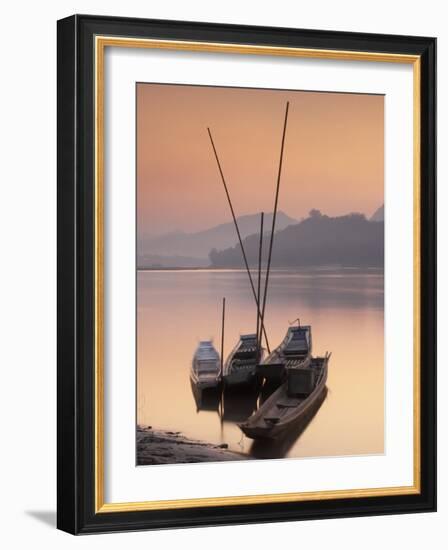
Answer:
140, 205, 383, 238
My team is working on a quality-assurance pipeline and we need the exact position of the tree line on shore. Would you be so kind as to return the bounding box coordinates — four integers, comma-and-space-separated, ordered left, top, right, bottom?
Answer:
209, 210, 384, 268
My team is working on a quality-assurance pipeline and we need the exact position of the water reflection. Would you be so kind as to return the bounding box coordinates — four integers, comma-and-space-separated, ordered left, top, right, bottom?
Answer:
221, 386, 260, 423
190, 381, 221, 412
137, 268, 384, 459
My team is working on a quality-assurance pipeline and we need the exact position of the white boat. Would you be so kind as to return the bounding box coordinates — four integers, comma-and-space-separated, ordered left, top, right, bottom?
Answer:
190, 341, 222, 401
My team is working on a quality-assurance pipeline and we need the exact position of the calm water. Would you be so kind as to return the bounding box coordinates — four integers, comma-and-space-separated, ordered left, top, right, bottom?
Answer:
137, 268, 384, 459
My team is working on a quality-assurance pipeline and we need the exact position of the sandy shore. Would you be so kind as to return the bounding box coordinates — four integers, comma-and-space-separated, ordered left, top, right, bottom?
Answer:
137, 426, 251, 465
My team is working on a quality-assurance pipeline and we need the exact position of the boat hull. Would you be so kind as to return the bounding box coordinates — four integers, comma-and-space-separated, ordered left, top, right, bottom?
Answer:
239, 357, 328, 440
242, 383, 327, 440
257, 325, 312, 386
190, 375, 221, 393
190, 340, 221, 405
223, 334, 263, 390
223, 367, 258, 388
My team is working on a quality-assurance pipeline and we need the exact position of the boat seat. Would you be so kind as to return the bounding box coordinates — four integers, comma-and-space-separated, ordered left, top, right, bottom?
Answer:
277, 397, 301, 408
264, 416, 280, 424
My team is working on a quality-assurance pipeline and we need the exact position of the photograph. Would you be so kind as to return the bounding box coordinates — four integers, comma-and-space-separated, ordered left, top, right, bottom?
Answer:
136, 82, 385, 466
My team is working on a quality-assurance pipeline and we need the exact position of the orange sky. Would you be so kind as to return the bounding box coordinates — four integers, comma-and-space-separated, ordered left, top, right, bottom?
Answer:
137, 83, 384, 235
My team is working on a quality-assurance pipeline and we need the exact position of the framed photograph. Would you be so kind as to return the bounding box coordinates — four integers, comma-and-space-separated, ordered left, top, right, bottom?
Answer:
57, 15, 436, 534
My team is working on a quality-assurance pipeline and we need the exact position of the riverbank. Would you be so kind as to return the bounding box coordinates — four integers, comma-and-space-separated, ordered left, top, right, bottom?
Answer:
137, 426, 251, 465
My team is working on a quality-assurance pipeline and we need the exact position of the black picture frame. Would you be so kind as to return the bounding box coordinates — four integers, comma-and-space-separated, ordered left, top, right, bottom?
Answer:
57, 14, 436, 534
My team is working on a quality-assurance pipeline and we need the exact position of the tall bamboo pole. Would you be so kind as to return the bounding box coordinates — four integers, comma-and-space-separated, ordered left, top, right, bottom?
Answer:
259, 102, 290, 346
207, 128, 270, 353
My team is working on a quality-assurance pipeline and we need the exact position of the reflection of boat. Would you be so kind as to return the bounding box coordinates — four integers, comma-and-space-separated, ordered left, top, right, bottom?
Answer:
221, 384, 260, 422
223, 334, 264, 388
190, 341, 221, 404
239, 353, 330, 440
190, 378, 221, 411
257, 324, 312, 386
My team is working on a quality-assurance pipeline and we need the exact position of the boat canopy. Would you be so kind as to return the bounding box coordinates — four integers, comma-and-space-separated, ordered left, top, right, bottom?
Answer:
235, 334, 258, 358
283, 326, 310, 356
195, 341, 219, 360
240, 334, 257, 341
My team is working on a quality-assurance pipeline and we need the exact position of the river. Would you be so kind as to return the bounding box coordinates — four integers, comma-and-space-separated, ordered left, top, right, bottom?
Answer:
137, 268, 384, 460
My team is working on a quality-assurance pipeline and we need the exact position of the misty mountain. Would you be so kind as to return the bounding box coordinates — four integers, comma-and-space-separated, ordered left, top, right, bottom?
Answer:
138, 211, 297, 261
138, 254, 209, 269
209, 210, 384, 268
370, 204, 384, 222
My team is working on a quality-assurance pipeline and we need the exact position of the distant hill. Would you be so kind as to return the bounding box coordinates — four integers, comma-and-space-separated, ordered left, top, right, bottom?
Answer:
209, 211, 384, 268
137, 254, 209, 269
138, 211, 297, 264
370, 204, 384, 222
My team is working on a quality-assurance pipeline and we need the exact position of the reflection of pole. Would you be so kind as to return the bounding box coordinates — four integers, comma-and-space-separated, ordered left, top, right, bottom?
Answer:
260, 102, 289, 343
256, 212, 264, 358
220, 297, 226, 378
220, 297, 226, 423
207, 128, 270, 354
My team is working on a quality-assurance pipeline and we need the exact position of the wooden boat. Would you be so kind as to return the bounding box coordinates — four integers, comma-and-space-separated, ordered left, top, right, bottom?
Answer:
223, 334, 264, 388
256, 324, 312, 386
239, 353, 330, 440
190, 341, 222, 403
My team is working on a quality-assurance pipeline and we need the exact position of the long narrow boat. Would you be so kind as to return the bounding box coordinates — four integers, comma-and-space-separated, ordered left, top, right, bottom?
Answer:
223, 334, 264, 388
190, 341, 222, 403
239, 353, 330, 440
257, 324, 312, 386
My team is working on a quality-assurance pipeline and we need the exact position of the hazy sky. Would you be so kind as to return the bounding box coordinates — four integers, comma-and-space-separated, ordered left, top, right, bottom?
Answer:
137, 83, 384, 236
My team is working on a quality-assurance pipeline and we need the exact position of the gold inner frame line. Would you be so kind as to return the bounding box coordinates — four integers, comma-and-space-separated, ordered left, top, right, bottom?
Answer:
94, 35, 421, 514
